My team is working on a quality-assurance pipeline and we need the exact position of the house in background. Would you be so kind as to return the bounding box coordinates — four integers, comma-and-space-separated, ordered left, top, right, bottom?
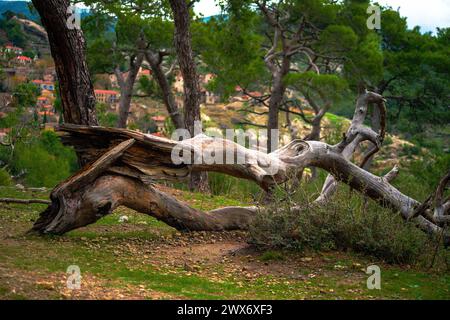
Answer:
94, 89, 120, 108
32, 80, 55, 91
232, 86, 265, 104
15, 55, 32, 65
173, 70, 220, 106
43, 73, 55, 82
4, 44, 23, 55
37, 96, 49, 107
38, 109, 57, 123
40, 89, 55, 100
151, 115, 166, 132
138, 68, 151, 79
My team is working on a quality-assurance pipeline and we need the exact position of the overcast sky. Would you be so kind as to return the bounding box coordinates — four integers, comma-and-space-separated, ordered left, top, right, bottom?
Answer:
194, 0, 450, 33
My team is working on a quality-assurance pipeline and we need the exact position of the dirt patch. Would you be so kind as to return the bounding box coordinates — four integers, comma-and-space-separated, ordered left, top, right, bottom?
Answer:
108, 230, 369, 288
0, 265, 174, 300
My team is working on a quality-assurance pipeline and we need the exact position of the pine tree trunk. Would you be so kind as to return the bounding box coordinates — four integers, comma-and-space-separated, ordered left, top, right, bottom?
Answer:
304, 117, 323, 141
31, 0, 97, 126
169, 0, 209, 192
116, 54, 144, 128
267, 56, 290, 152
145, 52, 185, 130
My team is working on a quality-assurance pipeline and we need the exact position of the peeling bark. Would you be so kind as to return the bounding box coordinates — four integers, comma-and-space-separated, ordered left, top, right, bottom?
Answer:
315, 91, 386, 205
30, 93, 449, 246
168, 0, 200, 135
169, 0, 209, 192
31, 0, 97, 126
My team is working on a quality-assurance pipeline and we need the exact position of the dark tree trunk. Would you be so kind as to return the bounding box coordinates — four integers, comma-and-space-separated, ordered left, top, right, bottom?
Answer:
145, 52, 185, 129
304, 115, 324, 141
31, 0, 97, 126
30, 120, 450, 245
267, 56, 290, 152
168, 0, 201, 134
267, 93, 280, 152
169, 0, 209, 192
116, 54, 144, 128
362, 106, 381, 171
304, 115, 324, 180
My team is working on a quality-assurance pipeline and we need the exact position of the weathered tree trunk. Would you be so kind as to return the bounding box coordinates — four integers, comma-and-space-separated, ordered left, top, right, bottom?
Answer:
362, 105, 381, 170
30, 112, 449, 246
145, 51, 184, 129
267, 56, 291, 152
31, 0, 97, 126
116, 54, 145, 128
169, 0, 209, 192
301, 91, 330, 142
315, 91, 386, 205
168, 0, 200, 134
25, 2, 450, 248
35, 173, 256, 235
304, 116, 322, 141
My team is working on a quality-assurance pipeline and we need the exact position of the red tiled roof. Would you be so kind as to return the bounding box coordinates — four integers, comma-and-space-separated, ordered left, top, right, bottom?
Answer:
33, 80, 54, 85
5, 45, 22, 51
17, 55, 32, 61
247, 91, 263, 97
151, 116, 166, 122
38, 111, 55, 116
94, 89, 119, 95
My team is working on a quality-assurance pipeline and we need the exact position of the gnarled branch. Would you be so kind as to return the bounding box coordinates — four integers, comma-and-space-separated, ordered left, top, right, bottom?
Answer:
28, 92, 449, 246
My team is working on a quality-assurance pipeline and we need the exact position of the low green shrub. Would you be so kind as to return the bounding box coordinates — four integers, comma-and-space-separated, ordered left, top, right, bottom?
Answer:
11, 131, 78, 188
208, 172, 261, 201
0, 167, 12, 186
400, 144, 421, 158
249, 188, 438, 265
259, 250, 285, 262
383, 135, 393, 146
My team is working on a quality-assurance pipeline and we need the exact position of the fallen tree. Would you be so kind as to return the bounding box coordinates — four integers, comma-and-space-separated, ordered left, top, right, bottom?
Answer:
28, 91, 449, 246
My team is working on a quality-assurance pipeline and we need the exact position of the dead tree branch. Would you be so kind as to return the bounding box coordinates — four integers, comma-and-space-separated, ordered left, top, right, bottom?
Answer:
25, 92, 449, 246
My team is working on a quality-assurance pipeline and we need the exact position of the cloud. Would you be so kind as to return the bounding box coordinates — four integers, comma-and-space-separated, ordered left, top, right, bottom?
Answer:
376, 0, 450, 32
194, 0, 221, 17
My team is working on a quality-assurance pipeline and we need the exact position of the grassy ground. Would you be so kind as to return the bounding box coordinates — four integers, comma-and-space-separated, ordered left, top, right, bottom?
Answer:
0, 186, 449, 300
